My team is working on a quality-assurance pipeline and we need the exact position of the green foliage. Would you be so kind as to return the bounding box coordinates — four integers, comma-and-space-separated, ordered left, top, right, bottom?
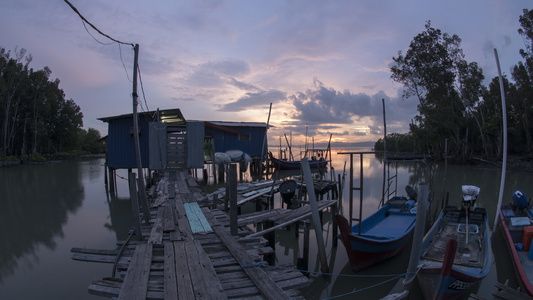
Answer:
78, 128, 105, 154
389, 14, 533, 161
390, 21, 485, 161
374, 133, 416, 153
0, 46, 84, 158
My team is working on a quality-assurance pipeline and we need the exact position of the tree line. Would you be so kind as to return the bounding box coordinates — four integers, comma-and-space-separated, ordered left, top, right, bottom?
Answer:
0, 47, 104, 161
375, 9, 533, 163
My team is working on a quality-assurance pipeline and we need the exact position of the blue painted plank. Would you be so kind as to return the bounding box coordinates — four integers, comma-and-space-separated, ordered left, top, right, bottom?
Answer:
184, 202, 213, 233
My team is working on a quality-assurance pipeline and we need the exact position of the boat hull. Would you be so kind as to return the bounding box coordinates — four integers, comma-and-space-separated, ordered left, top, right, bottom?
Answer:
417, 265, 484, 300
417, 206, 492, 300
335, 198, 416, 272
268, 152, 327, 170
499, 204, 533, 296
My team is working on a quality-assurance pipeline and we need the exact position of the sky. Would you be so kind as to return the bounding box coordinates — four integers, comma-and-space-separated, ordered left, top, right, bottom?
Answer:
0, 0, 530, 148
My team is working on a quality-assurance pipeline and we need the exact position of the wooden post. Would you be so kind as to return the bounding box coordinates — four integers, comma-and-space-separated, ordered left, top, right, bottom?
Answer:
404, 183, 429, 285
302, 220, 310, 271
109, 167, 116, 196
211, 193, 218, 209
229, 163, 238, 236
128, 171, 143, 241
301, 157, 329, 274
211, 140, 216, 184
332, 203, 338, 247
131, 44, 150, 223
258, 103, 272, 180
381, 98, 387, 208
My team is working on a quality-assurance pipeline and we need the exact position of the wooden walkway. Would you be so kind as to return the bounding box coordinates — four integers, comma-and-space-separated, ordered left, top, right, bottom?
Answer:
207, 177, 338, 209
73, 170, 309, 299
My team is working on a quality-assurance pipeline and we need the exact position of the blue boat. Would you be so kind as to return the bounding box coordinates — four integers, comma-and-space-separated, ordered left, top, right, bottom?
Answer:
335, 196, 417, 272
499, 190, 533, 296
417, 186, 492, 300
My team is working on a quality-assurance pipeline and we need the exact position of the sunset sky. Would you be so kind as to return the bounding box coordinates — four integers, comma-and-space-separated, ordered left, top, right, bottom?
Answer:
0, 1, 529, 148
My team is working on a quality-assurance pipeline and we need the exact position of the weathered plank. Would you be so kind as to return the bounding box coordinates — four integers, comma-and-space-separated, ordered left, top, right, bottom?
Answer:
184, 202, 213, 234
184, 240, 227, 299
148, 206, 165, 244
172, 195, 193, 240
163, 203, 176, 232
172, 241, 195, 299
203, 208, 292, 300
118, 243, 153, 300
163, 242, 178, 300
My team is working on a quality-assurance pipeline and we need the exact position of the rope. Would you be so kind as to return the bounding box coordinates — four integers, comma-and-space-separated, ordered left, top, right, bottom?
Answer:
322, 274, 405, 300
242, 262, 414, 278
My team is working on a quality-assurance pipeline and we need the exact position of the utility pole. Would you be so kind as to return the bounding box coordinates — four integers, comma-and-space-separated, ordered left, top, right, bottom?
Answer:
132, 44, 151, 223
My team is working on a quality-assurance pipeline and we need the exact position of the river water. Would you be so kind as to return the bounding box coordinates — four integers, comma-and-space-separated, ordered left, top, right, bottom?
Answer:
0, 150, 531, 299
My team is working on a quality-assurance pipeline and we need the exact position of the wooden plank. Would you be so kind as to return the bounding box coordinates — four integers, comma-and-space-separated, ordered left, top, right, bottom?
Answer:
173, 195, 193, 240
202, 209, 292, 300
173, 241, 196, 299
237, 189, 276, 206
185, 240, 227, 299
163, 203, 176, 232
148, 206, 164, 244
238, 209, 284, 226
184, 202, 213, 234
163, 243, 178, 300
118, 243, 153, 300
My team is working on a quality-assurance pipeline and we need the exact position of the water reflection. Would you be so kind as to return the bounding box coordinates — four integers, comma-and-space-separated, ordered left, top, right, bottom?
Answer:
0, 161, 84, 282
270, 149, 533, 299
105, 194, 134, 242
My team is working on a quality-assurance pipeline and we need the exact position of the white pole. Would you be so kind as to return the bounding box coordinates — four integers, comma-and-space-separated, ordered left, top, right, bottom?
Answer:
403, 183, 429, 285
301, 157, 329, 273
492, 48, 508, 233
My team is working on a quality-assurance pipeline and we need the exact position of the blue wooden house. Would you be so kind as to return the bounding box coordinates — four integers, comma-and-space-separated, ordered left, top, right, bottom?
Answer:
203, 121, 269, 158
98, 109, 187, 170
99, 109, 269, 173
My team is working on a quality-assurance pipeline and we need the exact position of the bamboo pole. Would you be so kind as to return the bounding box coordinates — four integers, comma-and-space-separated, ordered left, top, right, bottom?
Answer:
492, 48, 508, 233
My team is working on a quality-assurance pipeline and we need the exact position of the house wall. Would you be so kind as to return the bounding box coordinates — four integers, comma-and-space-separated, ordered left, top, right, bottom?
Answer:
107, 117, 150, 168
207, 126, 267, 157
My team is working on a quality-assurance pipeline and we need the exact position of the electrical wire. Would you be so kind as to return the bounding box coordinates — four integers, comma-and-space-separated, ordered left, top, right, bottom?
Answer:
137, 64, 150, 112
65, 0, 153, 115
64, 0, 133, 47
118, 43, 132, 82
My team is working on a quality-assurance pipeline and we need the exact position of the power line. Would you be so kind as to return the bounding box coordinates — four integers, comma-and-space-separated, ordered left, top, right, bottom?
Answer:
137, 64, 150, 112
118, 43, 132, 82
64, 0, 133, 47
65, 0, 153, 114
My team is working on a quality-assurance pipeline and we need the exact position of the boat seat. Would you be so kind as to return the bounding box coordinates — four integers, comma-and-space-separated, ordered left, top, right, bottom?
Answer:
356, 214, 416, 240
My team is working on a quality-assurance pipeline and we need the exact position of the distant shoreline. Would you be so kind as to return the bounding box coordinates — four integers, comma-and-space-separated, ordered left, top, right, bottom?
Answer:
0, 153, 106, 167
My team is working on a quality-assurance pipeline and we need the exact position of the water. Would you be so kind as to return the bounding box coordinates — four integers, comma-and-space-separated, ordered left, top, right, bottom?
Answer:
0, 151, 530, 299
0, 158, 131, 299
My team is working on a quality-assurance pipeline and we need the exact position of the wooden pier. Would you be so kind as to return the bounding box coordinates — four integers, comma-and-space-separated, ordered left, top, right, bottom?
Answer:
72, 170, 310, 299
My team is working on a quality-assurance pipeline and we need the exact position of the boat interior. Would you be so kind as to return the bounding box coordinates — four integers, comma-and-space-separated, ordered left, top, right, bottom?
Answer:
421, 206, 487, 268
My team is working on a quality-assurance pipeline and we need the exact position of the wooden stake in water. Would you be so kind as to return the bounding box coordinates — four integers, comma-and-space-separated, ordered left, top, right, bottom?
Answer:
301, 158, 329, 274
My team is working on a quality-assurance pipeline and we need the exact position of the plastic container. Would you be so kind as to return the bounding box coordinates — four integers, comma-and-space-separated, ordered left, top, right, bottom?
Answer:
523, 226, 533, 251
529, 240, 533, 260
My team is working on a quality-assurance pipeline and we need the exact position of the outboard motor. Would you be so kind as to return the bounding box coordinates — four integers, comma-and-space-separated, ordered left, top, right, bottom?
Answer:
461, 185, 480, 210
405, 185, 417, 201
512, 190, 528, 210
279, 180, 297, 207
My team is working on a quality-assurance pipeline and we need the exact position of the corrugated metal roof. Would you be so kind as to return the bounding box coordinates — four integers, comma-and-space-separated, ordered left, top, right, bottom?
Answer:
99, 108, 185, 125
188, 120, 273, 128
